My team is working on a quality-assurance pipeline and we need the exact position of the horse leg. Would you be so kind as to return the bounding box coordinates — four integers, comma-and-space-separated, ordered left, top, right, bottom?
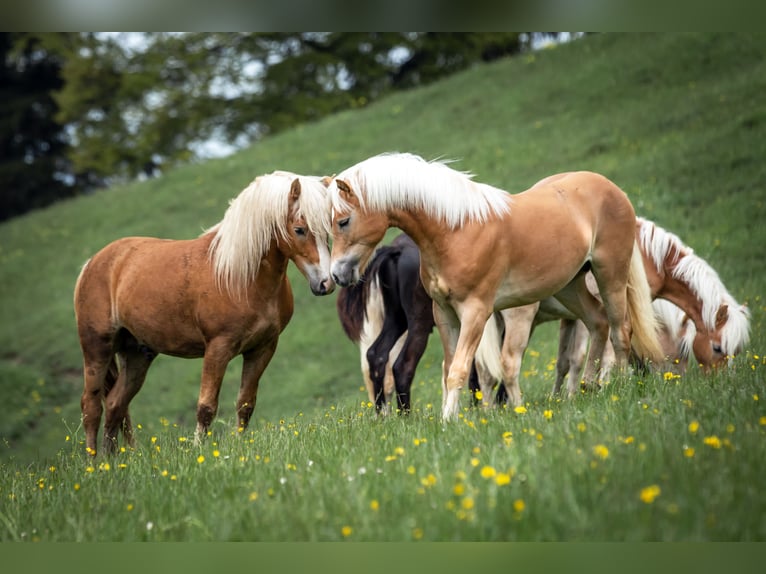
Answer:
555, 319, 590, 397
391, 324, 431, 414
103, 344, 153, 455
80, 342, 114, 456
496, 304, 539, 408
443, 300, 492, 420
196, 340, 234, 443
552, 277, 610, 393
432, 302, 459, 413
103, 356, 137, 448
236, 340, 279, 432
367, 321, 407, 412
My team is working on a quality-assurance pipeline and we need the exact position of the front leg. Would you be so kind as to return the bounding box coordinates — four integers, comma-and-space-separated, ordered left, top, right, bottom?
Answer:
196, 339, 236, 444
442, 300, 492, 421
236, 339, 279, 431
432, 301, 459, 412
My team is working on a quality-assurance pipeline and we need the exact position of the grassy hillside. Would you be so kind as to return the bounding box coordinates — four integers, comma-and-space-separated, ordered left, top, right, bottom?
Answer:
1, 33, 764, 468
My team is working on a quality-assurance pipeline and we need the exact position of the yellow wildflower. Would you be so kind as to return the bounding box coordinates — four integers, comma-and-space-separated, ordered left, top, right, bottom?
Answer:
341, 526, 352, 538
640, 484, 661, 504
513, 499, 525, 513
370, 499, 379, 511
514, 405, 527, 414
495, 472, 512, 486
593, 444, 609, 460
688, 420, 700, 434
480, 465, 497, 479
543, 410, 553, 420
703, 436, 721, 449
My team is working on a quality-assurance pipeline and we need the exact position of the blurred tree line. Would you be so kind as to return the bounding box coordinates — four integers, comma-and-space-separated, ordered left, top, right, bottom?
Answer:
1, 32, 554, 221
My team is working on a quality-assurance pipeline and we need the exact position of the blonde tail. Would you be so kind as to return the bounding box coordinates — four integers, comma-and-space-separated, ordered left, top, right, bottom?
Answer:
626, 240, 664, 364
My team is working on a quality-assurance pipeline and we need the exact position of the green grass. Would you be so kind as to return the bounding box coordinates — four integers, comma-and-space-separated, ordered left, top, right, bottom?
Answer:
0, 33, 765, 541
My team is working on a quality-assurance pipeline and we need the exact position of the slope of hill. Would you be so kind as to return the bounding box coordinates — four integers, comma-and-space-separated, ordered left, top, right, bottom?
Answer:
1, 33, 764, 463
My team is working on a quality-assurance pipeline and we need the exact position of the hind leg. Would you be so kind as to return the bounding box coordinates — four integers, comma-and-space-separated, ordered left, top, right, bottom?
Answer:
103, 358, 136, 448
553, 276, 610, 392
391, 325, 431, 414
104, 344, 154, 455
554, 319, 590, 397
78, 324, 119, 456
367, 321, 407, 412
236, 340, 279, 432
496, 305, 538, 408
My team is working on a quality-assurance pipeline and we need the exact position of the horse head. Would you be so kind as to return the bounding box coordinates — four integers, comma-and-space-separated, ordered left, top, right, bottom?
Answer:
690, 303, 750, 371
284, 177, 335, 296
329, 177, 389, 287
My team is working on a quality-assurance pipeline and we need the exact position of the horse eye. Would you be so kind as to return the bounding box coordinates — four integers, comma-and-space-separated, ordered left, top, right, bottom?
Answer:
338, 217, 350, 229
294, 227, 306, 237
712, 343, 723, 354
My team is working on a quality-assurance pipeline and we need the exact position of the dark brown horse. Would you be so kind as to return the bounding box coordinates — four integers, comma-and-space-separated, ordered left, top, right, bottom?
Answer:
336, 234, 436, 413
74, 172, 333, 455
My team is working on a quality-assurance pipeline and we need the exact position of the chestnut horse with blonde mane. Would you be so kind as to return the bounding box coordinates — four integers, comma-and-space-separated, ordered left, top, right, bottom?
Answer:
473, 210, 752, 404
75, 172, 333, 455
328, 152, 663, 419
547, 215, 751, 390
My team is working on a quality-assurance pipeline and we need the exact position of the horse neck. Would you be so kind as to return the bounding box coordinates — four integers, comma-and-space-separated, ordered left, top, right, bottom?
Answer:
249, 239, 290, 294
650, 247, 711, 335
387, 208, 450, 265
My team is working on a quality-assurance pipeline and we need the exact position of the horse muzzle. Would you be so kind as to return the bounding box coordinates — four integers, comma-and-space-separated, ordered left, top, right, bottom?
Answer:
331, 258, 359, 287
311, 276, 336, 296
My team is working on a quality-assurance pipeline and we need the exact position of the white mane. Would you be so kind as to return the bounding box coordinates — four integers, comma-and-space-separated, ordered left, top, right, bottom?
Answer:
330, 152, 511, 228
207, 171, 330, 295
638, 217, 750, 355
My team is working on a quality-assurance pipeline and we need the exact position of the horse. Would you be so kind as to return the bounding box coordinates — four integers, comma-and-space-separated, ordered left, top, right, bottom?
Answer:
335, 233, 435, 413
327, 152, 663, 420
550, 215, 751, 386
473, 213, 751, 404
74, 171, 334, 455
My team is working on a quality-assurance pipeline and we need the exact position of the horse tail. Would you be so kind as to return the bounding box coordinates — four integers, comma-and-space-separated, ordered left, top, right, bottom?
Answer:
475, 312, 505, 384
626, 240, 664, 364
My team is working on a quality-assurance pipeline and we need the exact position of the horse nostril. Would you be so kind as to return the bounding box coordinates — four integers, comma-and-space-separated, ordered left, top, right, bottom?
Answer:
332, 273, 340, 284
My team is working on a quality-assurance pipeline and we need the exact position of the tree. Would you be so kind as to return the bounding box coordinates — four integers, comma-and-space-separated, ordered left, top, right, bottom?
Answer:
0, 33, 74, 221
2, 32, 535, 220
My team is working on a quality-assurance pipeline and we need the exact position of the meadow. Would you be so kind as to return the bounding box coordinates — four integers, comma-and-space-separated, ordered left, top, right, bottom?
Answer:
0, 33, 765, 541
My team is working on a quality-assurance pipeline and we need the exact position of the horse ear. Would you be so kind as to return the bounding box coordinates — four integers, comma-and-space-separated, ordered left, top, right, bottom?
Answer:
715, 304, 729, 327
289, 178, 302, 201
336, 178, 353, 198
320, 175, 334, 188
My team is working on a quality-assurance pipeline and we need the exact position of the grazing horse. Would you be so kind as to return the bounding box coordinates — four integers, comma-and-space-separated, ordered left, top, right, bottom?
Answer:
336, 233, 435, 413
474, 213, 752, 404
74, 172, 333, 455
328, 152, 663, 419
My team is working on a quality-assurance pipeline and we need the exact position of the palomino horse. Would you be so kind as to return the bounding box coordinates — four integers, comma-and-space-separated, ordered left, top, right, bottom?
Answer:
328, 152, 663, 419
550, 216, 751, 387
74, 172, 333, 455
336, 233, 435, 413
473, 213, 751, 404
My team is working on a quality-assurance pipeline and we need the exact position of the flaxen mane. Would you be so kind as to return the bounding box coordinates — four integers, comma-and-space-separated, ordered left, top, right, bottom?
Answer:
207, 172, 330, 295
637, 216, 750, 355
330, 152, 511, 228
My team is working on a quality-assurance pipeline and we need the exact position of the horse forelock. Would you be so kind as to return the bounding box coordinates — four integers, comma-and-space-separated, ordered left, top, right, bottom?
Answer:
720, 301, 751, 355
293, 174, 332, 240
208, 171, 328, 294
331, 152, 510, 228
